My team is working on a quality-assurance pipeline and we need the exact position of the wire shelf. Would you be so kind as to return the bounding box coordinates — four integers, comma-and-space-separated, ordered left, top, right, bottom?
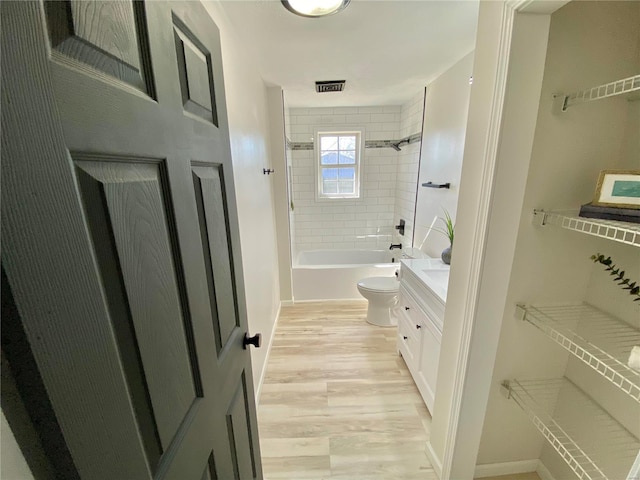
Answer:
518, 303, 640, 403
533, 210, 640, 247
503, 378, 640, 480
559, 74, 640, 111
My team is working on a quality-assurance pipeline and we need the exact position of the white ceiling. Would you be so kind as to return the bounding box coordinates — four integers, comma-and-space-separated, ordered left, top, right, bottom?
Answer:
218, 0, 479, 108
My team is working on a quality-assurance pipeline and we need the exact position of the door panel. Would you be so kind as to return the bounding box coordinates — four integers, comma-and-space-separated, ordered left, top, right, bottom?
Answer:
76, 156, 202, 448
44, 0, 154, 93
192, 165, 240, 354
173, 16, 218, 125
74, 156, 166, 472
1, 1, 262, 478
201, 452, 217, 480
226, 372, 258, 480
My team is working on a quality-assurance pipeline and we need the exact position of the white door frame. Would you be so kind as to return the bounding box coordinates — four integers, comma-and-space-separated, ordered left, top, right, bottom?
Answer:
425, 1, 570, 478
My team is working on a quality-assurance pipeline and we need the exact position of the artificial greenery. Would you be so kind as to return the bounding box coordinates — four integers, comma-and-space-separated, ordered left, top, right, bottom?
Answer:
591, 253, 640, 302
432, 209, 455, 246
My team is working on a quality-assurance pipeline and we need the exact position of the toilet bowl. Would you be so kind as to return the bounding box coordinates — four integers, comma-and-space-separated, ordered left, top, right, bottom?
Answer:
357, 276, 400, 327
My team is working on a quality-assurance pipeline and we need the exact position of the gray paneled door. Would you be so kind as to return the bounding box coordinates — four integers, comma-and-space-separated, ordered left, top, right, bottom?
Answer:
1, 1, 262, 479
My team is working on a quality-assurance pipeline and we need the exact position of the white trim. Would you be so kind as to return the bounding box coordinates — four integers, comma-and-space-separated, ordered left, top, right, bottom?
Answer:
256, 301, 282, 402
280, 300, 295, 307
292, 298, 367, 304
518, 0, 571, 14
438, 2, 557, 478
474, 459, 539, 478
536, 460, 557, 480
442, 3, 518, 478
426, 440, 443, 479
313, 126, 365, 201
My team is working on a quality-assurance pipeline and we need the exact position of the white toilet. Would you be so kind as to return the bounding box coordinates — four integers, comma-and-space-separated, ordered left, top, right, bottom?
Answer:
357, 276, 400, 327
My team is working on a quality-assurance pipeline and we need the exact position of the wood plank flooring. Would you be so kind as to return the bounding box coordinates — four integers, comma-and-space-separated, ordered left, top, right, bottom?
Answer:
480, 474, 541, 480
257, 301, 436, 479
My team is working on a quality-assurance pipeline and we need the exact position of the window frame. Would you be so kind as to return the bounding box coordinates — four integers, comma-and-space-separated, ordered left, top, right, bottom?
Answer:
314, 127, 364, 200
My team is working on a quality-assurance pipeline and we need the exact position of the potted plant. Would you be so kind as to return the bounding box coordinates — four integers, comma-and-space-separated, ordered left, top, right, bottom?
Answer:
432, 209, 455, 265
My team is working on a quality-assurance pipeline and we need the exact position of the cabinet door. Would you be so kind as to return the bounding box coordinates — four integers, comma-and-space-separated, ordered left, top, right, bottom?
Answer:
417, 315, 442, 413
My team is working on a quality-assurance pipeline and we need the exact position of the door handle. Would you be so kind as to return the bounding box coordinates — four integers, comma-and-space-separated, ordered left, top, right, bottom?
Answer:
404, 306, 410, 311
415, 324, 421, 329
243, 333, 262, 349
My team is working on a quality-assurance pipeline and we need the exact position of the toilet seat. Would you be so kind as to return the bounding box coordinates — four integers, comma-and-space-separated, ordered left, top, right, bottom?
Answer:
357, 276, 399, 293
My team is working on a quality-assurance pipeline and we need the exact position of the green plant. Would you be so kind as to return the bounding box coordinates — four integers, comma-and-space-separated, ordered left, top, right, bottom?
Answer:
591, 253, 640, 302
431, 209, 455, 246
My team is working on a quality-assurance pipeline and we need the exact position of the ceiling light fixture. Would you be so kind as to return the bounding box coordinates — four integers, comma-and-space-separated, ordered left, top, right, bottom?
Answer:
281, 0, 351, 18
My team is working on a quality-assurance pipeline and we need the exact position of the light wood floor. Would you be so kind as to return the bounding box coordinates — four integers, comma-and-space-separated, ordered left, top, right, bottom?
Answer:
258, 301, 435, 479
257, 301, 542, 480
480, 474, 541, 480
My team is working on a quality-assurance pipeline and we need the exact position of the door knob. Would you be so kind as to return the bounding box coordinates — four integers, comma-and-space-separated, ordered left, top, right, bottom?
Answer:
243, 333, 262, 349
404, 306, 410, 311
416, 324, 422, 329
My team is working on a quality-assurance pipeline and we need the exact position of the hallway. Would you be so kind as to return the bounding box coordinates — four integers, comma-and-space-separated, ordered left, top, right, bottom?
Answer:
257, 301, 436, 479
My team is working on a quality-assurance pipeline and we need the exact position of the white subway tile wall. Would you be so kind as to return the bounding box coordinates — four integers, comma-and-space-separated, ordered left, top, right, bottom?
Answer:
287, 102, 424, 258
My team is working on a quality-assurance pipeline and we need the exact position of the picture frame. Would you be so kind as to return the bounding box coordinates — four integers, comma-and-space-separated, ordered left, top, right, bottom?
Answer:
592, 169, 640, 209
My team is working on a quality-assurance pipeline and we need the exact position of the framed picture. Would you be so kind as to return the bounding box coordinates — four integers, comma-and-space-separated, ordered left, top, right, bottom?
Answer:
593, 169, 640, 209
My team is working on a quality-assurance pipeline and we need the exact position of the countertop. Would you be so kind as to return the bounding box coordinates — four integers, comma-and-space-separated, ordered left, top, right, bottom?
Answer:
400, 258, 450, 303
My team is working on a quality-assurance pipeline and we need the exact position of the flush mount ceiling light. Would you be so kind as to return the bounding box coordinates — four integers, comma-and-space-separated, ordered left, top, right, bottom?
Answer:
281, 0, 351, 18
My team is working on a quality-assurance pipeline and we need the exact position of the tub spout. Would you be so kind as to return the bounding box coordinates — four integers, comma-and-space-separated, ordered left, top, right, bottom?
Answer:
389, 243, 402, 250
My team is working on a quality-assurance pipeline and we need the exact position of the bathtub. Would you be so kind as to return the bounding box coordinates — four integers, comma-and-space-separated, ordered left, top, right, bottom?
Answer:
292, 249, 400, 301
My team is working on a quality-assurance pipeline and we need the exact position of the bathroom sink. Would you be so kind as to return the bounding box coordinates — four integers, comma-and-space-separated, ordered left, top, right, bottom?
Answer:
419, 269, 450, 302
399, 258, 450, 303
421, 269, 449, 282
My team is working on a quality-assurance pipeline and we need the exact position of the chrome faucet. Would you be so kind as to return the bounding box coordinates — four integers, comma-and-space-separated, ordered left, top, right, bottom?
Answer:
389, 243, 402, 250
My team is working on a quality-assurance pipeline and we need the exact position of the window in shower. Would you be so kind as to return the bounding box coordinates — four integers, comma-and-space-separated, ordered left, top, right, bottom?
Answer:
316, 129, 362, 199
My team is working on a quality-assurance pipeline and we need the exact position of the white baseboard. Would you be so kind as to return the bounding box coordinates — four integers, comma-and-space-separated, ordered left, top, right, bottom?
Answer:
291, 298, 366, 303
280, 300, 294, 306
256, 301, 281, 402
474, 459, 539, 478
425, 441, 443, 479
536, 460, 556, 480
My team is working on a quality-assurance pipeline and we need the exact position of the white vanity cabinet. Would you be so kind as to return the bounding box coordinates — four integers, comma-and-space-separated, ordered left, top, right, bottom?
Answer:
397, 259, 448, 413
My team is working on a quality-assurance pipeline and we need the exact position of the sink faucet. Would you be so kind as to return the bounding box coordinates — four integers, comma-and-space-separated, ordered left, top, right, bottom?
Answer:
389, 243, 402, 250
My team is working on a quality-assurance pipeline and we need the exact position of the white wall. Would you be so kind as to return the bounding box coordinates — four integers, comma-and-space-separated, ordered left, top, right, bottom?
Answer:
393, 91, 425, 248
1, 412, 35, 480
413, 53, 474, 258
288, 107, 402, 255
201, 1, 281, 393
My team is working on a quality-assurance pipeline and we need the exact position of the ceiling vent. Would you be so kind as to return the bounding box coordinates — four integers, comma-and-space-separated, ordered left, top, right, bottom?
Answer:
315, 80, 345, 93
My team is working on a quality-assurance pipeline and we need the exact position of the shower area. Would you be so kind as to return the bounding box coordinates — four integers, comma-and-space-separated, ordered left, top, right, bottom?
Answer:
283, 91, 427, 300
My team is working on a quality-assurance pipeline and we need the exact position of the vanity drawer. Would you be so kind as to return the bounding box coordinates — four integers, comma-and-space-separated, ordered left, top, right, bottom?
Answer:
398, 314, 418, 369
398, 285, 425, 333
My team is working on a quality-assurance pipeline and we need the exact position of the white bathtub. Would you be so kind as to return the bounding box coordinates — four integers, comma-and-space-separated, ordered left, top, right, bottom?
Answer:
292, 249, 400, 301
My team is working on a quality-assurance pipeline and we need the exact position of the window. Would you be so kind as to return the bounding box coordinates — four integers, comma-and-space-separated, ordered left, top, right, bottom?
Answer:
316, 130, 362, 199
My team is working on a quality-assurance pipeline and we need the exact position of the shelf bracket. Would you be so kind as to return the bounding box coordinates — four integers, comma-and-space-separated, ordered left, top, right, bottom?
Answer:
533, 209, 548, 227
514, 304, 527, 322
500, 381, 512, 399
552, 93, 569, 113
